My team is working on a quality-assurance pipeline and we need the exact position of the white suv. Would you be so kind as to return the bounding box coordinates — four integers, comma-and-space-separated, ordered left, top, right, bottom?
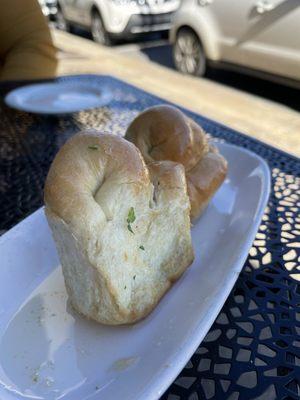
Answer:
56, 0, 180, 45
170, 0, 300, 87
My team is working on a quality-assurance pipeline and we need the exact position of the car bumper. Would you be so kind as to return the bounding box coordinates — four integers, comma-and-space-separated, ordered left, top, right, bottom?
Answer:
110, 12, 174, 37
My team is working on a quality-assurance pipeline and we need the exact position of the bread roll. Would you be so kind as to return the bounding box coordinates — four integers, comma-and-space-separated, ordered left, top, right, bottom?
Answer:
125, 105, 228, 220
44, 131, 194, 325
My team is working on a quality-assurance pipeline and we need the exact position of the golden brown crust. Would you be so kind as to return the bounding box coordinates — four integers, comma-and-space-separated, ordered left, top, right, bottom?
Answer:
44, 131, 149, 224
125, 105, 228, 220
125, 105, 208, 171
187, 149, 228, 220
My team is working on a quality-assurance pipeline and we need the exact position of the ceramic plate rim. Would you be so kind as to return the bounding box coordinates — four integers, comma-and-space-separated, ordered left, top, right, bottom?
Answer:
4, 81, 111, 115
143, 144, 271, 399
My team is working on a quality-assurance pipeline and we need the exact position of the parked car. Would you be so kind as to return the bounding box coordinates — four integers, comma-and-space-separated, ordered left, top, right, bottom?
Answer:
38, 0, 58, 21
55, 0, 180, 45
170, 0, 300, 87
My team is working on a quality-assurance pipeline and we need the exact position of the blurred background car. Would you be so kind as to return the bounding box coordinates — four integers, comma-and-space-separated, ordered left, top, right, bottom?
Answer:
54, 0, 180, 45
170, 0, 300, 87
38, 0, 58, 21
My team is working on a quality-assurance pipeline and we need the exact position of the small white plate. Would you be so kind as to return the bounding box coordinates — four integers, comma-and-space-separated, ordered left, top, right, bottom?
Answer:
0, 143, 270, 400
4, 81, 112, 114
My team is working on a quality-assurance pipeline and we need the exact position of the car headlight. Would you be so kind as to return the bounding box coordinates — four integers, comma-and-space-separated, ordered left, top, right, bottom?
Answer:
109, 0, 142, 5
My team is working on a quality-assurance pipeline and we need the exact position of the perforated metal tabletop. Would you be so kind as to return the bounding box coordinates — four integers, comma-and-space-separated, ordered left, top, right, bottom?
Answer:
0, 75, 299, 400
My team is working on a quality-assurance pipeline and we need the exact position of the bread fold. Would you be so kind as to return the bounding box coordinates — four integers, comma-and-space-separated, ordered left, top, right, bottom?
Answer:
125, 105, 228, 220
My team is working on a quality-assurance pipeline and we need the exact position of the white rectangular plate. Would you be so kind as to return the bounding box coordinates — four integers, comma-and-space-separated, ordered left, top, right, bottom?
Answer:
0, 143, 270, 400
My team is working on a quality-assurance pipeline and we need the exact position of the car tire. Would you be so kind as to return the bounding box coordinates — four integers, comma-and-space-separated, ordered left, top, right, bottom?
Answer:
55, 5, 69, 31
91, 11, 111, 46
173, 29, 206, 76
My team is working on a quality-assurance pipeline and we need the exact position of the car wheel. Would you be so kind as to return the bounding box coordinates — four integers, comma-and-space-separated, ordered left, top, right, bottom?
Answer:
55, 5, 69, 31
91, 11, 111, 46
173, 29, 206, 76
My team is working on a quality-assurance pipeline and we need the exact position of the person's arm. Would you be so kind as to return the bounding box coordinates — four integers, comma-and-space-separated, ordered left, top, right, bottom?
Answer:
0, 0, 57, 81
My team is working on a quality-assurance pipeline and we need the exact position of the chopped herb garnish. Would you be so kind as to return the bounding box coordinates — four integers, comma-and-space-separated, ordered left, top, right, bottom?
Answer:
124, 285, 127, 289
133, 275, 136, 280
88, 145, 99, 150
127, 207, 136, 224
127, 224, 134, 234
139, 245, 145, 250
127, 207, 136, 234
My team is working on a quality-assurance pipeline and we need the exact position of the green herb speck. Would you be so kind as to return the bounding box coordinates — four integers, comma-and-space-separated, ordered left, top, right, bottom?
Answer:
127, 207, 136, 224
127, 207, 136, 234
88, 145, 99, 150
139, 245, 145, 250
133, 275, 136, 280
127, 224, 134, 234
124, 285, 127, 289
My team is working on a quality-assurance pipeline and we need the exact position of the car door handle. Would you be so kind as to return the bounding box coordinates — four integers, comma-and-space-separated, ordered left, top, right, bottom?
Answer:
255, 0, 275, 14
197, 0, 214, 6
